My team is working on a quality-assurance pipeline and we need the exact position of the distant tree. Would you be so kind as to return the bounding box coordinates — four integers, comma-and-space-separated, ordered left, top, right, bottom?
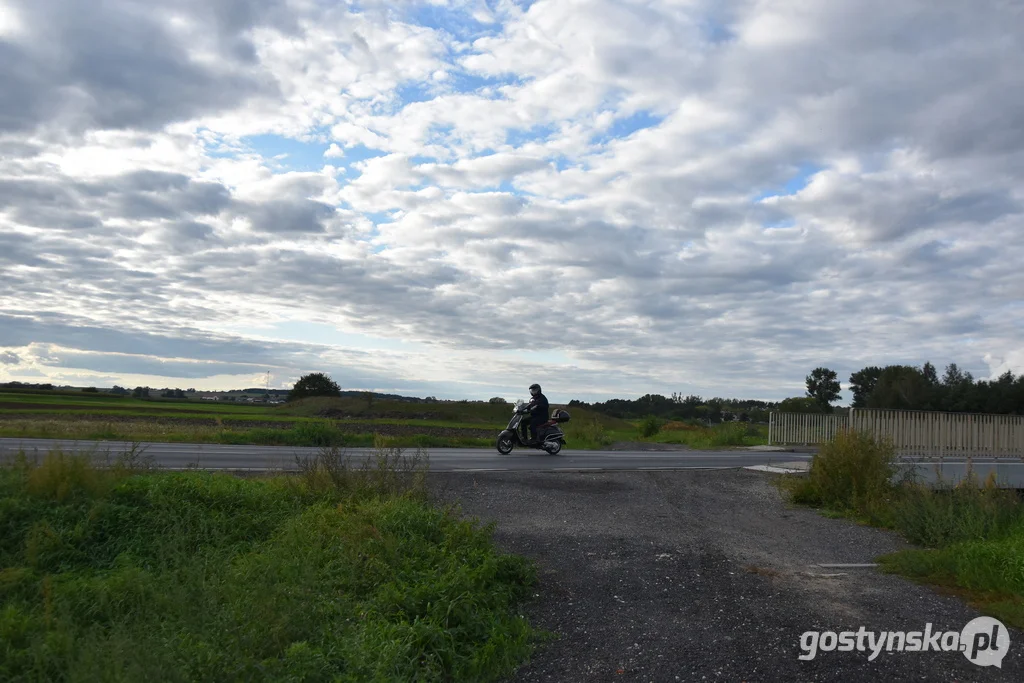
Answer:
942, 363, 971, 387
132, 386, 150, 398
867, 366, 930, 410
779, 396, 827, 414
109, 385, 129, 395
489, 397, 508, 404
288, 373, 342, 401
922, 361, 939, 385
805, 367, 841, 411
82, 387, 99, 393
848, 366, 883, 408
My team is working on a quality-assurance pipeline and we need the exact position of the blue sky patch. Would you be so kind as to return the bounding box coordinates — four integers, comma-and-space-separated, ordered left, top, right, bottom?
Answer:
242, 134, 331, 172
364, 211, 396, 226
405, 3, 500, 41
447, 70, 520, 96
701, 19, 736, 44
763, 218, 797, 230
754, 163, 824, 200
590, 110, 664, 145
608, 110, 664, 138
506, 123, 556, 147
394, 82, 437, 106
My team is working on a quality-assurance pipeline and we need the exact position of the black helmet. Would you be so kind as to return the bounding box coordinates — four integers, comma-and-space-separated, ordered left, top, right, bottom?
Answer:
529, 383, 541, 396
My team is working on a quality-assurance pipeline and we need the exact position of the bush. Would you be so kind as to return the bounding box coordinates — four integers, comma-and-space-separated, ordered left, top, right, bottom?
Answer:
794, 429, 897, 520
890, 474, 1023, 549
639, 415, 663, 438
288, 373, 342, 402
0, 445, 538, 682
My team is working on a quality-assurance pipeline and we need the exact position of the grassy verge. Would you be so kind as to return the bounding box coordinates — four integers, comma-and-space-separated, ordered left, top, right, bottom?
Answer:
777, 429, 1024, 628
620, 419, 768, 449
0, 419, 496, 450
0, 443, 540, 681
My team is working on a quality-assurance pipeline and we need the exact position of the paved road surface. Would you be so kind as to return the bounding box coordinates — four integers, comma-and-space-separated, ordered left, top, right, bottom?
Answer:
0, 437, 816, 472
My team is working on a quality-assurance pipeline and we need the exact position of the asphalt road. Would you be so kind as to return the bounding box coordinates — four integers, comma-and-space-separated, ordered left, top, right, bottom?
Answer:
0, 437, 815, 472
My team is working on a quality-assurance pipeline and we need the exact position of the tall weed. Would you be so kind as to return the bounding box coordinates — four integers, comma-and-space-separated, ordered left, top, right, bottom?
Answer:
564, 417, 612, 448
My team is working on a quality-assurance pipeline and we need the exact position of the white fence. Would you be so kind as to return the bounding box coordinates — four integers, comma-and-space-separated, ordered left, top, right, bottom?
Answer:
768, 412, 849, 446
769, 409, 1024, 460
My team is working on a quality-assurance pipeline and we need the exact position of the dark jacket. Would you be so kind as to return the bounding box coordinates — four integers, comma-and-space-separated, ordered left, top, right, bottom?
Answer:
527, 393, 550, 423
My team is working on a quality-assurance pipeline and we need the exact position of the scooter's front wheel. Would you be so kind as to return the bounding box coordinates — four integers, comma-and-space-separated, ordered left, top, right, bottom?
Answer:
496, 434, 515, 454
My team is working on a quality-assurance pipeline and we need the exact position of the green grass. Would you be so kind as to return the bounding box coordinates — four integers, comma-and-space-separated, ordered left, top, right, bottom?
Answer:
0, 392, 639, 450
0, 419, 496, 450
631, 421, 768, 449
777, 429, 1024, 628
0, 446, 540, 681
0, 392, 641, 450
0, 390, 278, 414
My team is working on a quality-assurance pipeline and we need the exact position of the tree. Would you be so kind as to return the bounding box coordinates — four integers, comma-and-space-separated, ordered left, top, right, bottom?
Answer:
779, 396, 827, 413
132, 386, 150, 398
867, 366, 930, 410
488, 397, 508, 404
805, 367, 841, 411
848, 366, 882, 408
922, 361, 939, 385
288, 373, 342, 401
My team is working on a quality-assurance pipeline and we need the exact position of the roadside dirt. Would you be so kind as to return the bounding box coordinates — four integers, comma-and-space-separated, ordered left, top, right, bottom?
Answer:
429, 469, 1022, 682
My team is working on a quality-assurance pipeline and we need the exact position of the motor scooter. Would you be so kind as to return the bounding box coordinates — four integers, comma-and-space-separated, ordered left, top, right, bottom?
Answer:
496, 400, 570, 454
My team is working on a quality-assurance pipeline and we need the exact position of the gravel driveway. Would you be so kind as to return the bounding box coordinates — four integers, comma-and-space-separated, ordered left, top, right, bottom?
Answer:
429, 468, 1022, 682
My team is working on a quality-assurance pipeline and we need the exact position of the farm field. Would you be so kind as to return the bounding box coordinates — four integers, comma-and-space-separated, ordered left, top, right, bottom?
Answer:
0, 390, 768, 450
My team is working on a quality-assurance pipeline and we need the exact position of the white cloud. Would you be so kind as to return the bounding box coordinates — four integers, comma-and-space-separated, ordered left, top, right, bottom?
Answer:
0, 0, 1022, 403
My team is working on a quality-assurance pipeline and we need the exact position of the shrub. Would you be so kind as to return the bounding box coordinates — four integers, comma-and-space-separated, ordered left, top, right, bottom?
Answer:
890, 474, 1023, 548
800, 429, 897, 520
288, 373, 342, 401
639, 415, 663, 438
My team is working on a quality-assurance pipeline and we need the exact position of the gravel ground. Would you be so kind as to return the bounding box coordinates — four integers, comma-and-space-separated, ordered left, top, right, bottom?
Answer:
429, 468, 1022, 682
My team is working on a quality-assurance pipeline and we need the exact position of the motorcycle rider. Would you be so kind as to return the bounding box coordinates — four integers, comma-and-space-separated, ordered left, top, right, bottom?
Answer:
525, 383, 550, 445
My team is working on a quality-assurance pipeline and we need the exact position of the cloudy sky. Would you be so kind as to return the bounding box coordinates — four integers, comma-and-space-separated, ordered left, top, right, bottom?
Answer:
1, 0, 1022, 405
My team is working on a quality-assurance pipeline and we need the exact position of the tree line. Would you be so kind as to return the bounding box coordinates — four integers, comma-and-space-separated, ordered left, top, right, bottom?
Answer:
846, 362, 1024, 414
769, 363, 1024, 415
568, 393, 781, 423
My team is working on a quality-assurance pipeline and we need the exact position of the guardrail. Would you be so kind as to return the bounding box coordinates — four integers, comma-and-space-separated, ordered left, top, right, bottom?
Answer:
769, 408, 1024, 460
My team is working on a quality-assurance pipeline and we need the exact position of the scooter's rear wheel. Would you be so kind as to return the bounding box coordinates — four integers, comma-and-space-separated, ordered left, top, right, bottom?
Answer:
544, 440, 563, 455
496, 434, 514, 454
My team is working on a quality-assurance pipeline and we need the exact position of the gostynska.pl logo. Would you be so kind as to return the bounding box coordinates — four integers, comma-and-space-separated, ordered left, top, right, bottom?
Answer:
799, 617, 1010, 668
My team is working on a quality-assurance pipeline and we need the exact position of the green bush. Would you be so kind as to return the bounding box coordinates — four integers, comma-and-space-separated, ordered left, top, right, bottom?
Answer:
639, 415, 663, 438
0, 445, 539, 682
795, 429, 898, 520
779, 429, 1024, 628
890, 476, 1023, 548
